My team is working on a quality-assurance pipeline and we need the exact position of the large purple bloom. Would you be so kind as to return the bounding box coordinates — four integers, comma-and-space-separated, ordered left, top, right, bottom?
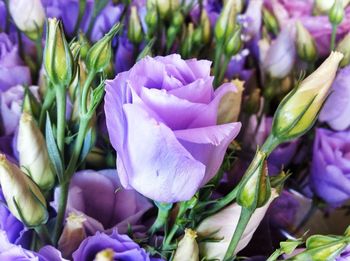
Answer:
0, 33, 31, 91
311, 128, 350, 205
104, 54, 241, 202
319, 65, 350, 131
72, 231, 159, 261
55, 169, 152, 235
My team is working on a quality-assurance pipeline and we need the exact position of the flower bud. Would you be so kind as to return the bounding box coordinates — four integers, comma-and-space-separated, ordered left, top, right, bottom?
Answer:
0, 154, 48, 227
172, 11, 184, 28
58, 213, 87, 258
128, 6, 143, 44
336, 32, 350, 67
197, 190, 278, 260
17, 112, 55, 190
272, 51, 343, 141
296, 21, 317, 62
215, 0, 236, 42
314, 0, 350, 15
44, 18, 74, 86
9, 0, 45, 41
200, 10, 211, 44
156, 0, 171, 19
237, 150, 271, 209
145, 6, 158, 36
329, 0, 344, 25
225, 26, 242, 57
78, 32, 91, 60
173, 229, 199, 261
86, 23, 121, 73
262, 8, 279, 35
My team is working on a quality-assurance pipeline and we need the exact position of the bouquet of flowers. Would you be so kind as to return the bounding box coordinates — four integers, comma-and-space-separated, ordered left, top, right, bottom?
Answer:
0, 0, 349, 260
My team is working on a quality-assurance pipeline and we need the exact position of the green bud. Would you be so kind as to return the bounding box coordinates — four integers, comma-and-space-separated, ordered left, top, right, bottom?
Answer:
296, 21, 317, 62
78, 32, 91, 60
314, 0, 335, 14
166, 25, 179, 51
272, 52, 343, 141
329, 0, 344, 25
215, 0, 236, 42
262, 8, 279, 35
44, 18, 74, 87
201, 10, 211, 44
224, 26, 242, 57
237, 150, 271, 210
86, 23, 121, 73
156, 0, 171, 19
336, 32, 350, 67
0, 154, 48, 227
145, 7, 158, 36
193, 27, 203, 47
128, 6, 143, 44
181, 23, 194, 58
172, 11, 184, 28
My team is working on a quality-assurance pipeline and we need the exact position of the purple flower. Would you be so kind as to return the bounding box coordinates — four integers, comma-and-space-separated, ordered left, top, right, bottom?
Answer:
72, 231, 158, 261
43, 0, 123, 41
104, 54, 241, 202
311, 128, 350, 205
0, 85, 39, 136
264, 0, 350, 56
0, 230, 66, 261
337, 245, 350, 261
0, 33, 31, 91
115, 35, 135, 74
319, 65, 350, 131
55, 169, 152, 235
0, 1, 8, 31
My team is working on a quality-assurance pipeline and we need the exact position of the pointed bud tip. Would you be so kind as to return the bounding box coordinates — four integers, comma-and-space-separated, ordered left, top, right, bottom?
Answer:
185, 228, 197, 239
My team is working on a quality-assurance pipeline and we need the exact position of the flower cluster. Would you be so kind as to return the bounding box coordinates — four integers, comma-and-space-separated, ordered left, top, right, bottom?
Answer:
0, 0, 349, 260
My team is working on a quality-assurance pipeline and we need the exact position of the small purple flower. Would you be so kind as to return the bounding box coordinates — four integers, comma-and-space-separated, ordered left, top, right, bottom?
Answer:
0, 85, 39, 136
104, 54, 241, 202
72, 231, 158, 261
115, 35, 135, 74
319, 65, 350, 131
311, 128, 350, 205
0, 33, 31, 91
54, 169, 152, 235
0, 1, 8, 31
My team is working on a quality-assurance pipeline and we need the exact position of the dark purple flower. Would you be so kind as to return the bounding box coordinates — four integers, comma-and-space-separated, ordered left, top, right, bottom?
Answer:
0, 33, 31, 91
104, 54, 241, 202
319, 65, 350, 131
311, 128, 350, 205
0, 1, 8, 31
115, 35, 135, 74
72, 231, 159, 261
54, 169, 152, 235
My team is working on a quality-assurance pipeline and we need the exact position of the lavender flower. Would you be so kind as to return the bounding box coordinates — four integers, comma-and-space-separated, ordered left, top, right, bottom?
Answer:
54, 169, 152, 235
72, 231, 159, 261
104, 54, 241, 202
0, 33, 31, 91
311, 128, 350, 205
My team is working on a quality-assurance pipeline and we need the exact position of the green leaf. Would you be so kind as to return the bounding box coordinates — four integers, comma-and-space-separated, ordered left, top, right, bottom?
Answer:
45, 113, 64, 183
280, 240, 303, 255
306, 235, 340, 249
88, 81, 105, 115
79, 127, 94, 164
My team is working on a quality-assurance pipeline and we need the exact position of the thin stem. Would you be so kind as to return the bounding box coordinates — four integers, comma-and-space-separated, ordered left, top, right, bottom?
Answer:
53, 181, 69, 244
213, 42, 223, 87
81, 71, 96, 115
34, 224, 53, 245
261, 134, 280, 156
55, 86, 67, 159
35, 36, 43, 68
39, 87, 56, 130
163, 224, 180, 250
217, 56, 230, 84
223, 207, 253, 261
330, 24, 337, 51
149, 204, 171, 235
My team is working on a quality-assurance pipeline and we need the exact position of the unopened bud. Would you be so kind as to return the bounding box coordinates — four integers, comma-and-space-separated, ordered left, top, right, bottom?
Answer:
172, 11, 184, 28
272, 51, 343, 141
173, 229, 199, 261
225, 26, 242, 57
78, 32, 90, 60
58, 213, 87, 258
86, 23, 121, 73
336, 32, 350, 67
201, 10, 211, 44
329, 0, 344, 25
9, 0, 45, 41
262, 8, 279, 35
145, 7, 158, 36
215, 0, 236, 42
296, 21, 317, 62
314, 0, 350, 14
237, 150, 271, 209
128, 6, 143, 44
44, 18, 74, 86
0, 154, 48, 227
17, 112, 55, 190
156, 0, 171, 19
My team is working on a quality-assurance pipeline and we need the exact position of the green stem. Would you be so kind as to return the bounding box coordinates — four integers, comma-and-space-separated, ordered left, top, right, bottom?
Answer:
163, 224, 180, 249
55, 86, 67, 159
81, 71, 96, 115
261, 134, 280, 156
149, 203, 172, 235
39, 87, 56, 130
217, 56, 231, 84
223, 207, 253, 261
35, 224, 53, 245
73, 0, 87, 36
35, 36, 43, 68
53, 181, 69, 244
267, 249, 282, 261
330, 24, 337, 51
213, 42, 223, 87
